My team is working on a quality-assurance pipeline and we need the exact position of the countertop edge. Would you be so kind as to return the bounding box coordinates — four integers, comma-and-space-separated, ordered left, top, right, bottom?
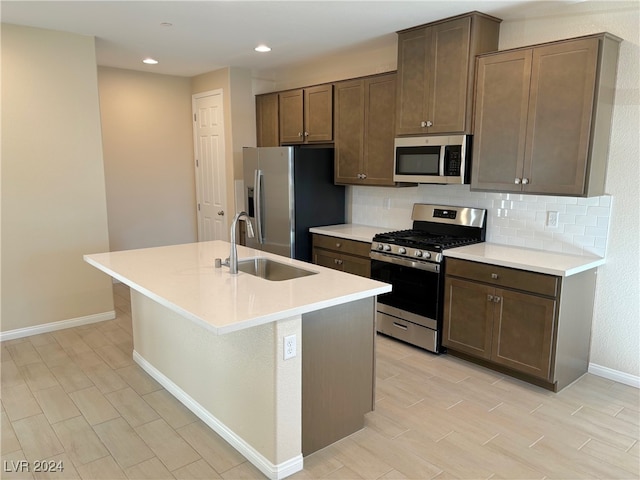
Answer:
309, 224, 391, 243
443, 245, 605, 277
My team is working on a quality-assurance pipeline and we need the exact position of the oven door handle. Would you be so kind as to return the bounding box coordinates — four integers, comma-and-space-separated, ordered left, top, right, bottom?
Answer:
370, 251, 440, 273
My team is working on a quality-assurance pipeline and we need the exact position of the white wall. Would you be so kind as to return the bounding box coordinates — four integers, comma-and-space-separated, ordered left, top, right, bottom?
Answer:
253, 1, 640, 381
1, 24, 113, 333
98, 67, 197, 251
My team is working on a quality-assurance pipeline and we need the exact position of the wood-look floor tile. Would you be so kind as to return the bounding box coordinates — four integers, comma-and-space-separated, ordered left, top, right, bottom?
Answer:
172, 458, 223, 479
323, 465, 365, 479
12, 414, 64, 462
51, 415, 109, 466
219, 460, 266, 479
48, 363, 94, 394
124, 457, 174, 480
80, 362, 127, 394
93, 417, 154, 469
77, 329, 112, 350
1, 411, 21, 454
115, 365, 162, 396
177, 421, 245, 474
32, 385, 80, 424
6, 342, 42, 367
135, 418, 200, 471
105, 387, 159, 428
18, 363, 59, 392
75, 455, 127, 480
27, 333, 56, 348
34, 343, 72, 368
68, 386, 119, 426
101, 326, 132, 347
290, 446, 343, 479
52, 331, 92, 356
2, 384, 43, 421
325, 437, 394, 479
94, 344, 133, 370
142, 389, 198, 430
579, 437, 640, 477
1, 359, 26, 389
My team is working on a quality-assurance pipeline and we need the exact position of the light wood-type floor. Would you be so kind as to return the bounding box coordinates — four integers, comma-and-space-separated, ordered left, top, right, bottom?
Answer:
2, 283, 638, 479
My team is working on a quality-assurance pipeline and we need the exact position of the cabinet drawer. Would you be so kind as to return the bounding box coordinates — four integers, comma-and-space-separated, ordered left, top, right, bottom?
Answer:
312, 234, 371, 257
446, 258, 559, 297
313, 249, 371, 278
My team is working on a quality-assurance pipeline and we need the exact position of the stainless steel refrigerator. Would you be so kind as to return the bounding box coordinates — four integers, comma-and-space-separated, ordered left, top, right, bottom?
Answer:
242, 146, 345, 262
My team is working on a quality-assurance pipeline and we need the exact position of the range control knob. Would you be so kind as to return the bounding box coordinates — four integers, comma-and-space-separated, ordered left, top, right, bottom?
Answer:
414, 250, 423, 258
398, 247, 407, 254
424, 251, 432, 259
377, 243, 384, 251
383, 244, 392, 252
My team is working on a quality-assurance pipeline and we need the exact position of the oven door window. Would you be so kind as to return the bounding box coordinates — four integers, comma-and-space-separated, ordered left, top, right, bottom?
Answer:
395, 146, 441, 176
371, 260, 439, 320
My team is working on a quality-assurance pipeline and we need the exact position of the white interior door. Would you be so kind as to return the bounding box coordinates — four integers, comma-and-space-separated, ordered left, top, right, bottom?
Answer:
193, 90, 227, 241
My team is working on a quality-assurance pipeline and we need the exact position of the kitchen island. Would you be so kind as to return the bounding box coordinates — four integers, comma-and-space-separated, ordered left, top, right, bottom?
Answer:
84, 241, 391, 480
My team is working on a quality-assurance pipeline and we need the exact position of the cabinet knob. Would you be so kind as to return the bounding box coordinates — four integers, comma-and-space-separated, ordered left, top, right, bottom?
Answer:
336, 242, 341, 248
487, 294, 494, 302
420, 120, 433, 128
493, 296, 501, 303
361, 173, 367, 179
491, 273, 499, 279
522, 178, 529, 185
514, 178, 521, 185
298, 132, 303, 137
304, 131, 309, 137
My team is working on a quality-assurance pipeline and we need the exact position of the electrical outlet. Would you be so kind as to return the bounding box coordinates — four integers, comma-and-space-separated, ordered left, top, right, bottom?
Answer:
546, 211, 559, 228
284, 334, 297, 360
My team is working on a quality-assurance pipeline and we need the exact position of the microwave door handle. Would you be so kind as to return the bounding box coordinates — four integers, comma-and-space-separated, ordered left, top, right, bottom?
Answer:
439, 146, 446, 176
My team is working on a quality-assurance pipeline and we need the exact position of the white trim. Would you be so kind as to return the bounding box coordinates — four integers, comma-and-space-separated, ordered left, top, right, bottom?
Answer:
0, 311, 116, 342
589, 363, 640, 389
133, 350, 303, 480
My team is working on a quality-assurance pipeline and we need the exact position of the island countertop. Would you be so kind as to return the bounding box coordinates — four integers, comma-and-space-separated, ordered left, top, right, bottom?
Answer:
84, 241, 391, 335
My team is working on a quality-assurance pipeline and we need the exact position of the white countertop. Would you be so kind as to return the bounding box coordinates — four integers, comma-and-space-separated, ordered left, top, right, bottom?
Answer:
444, 243, 605, 277
309, 224, 392, 243
84, 241, 391, 335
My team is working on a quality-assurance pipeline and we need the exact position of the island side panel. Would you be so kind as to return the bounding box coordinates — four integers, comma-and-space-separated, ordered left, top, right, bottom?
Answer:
130, 290, 302, 470
301, 297, 376, 456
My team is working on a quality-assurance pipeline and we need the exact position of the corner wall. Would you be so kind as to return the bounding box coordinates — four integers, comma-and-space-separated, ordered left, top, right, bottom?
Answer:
1, 24, 113, 333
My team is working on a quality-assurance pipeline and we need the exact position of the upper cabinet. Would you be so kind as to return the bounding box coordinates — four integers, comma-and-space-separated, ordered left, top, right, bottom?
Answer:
279, 84, 334, 144
471, 33, 621, 196
334, 72, 397, 186
256, 92, 279, 147
395, 12, 501, 136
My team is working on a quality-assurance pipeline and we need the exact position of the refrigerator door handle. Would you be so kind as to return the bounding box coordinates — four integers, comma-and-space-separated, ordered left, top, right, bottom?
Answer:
254, 169, 264, 244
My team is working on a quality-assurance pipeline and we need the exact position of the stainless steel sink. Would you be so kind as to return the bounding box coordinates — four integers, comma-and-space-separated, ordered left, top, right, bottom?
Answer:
237, 257, 317, 281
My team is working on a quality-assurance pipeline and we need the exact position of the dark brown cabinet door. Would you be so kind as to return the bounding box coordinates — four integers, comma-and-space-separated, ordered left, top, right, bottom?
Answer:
396, 26, 429, 136
523, 38, 599, 195
279, 89, 304, 144
334, 79, 365, 184
491, 288, 556, 380
256, 93, 279, 147
472, 49, 532, 192
442, 277, 494, 360
334, 73, 396, 186
427, 16, 471, 134
363, 74, 397, 185
304, 84, 334, 143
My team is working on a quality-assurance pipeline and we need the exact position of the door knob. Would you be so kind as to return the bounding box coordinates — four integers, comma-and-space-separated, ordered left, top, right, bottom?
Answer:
217, 211, 224, 216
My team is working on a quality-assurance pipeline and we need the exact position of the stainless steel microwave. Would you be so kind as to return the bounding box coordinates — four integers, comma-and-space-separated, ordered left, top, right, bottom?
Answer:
393, 135, 471, 184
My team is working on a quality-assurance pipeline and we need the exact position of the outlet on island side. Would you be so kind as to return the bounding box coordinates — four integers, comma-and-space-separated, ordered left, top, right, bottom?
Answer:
284, 334, 297, 360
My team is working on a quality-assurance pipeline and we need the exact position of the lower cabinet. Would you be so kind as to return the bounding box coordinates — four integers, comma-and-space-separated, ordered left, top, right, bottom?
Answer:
312, 234, 371, 278
443, 258, 595, 392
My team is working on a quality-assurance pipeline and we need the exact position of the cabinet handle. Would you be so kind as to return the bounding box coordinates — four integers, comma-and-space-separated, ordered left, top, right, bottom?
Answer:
493, 296, 501, 303
514, 178, 521, 185
304, 131, 309, 137
487, 294, 494, 302
392, 322, 408, 331
334, 259, 343, 265
522, 178, 529, 185
491, 273, 498, 279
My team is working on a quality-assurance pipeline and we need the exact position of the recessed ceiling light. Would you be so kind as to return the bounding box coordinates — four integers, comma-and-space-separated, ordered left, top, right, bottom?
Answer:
255, 45, 271, 53
143, 58, 159, 65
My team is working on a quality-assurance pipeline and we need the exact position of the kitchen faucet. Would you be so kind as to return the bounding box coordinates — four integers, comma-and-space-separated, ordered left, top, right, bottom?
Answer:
216, 211, 255, 274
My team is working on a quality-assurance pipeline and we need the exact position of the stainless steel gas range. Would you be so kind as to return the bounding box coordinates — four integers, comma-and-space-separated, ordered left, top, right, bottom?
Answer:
370, 204, 487, 353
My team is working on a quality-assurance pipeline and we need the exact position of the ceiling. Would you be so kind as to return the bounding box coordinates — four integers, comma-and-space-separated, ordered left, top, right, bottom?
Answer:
2, 0, 577, 77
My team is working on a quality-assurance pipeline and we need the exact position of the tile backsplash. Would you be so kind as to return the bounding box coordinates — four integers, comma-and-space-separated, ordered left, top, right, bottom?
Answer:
349, 185, 611, 257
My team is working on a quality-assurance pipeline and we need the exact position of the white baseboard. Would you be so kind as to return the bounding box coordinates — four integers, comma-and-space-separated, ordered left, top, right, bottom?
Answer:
133, 350, 303, 480
589, 363, 640, 389
0, 311, 116, 342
